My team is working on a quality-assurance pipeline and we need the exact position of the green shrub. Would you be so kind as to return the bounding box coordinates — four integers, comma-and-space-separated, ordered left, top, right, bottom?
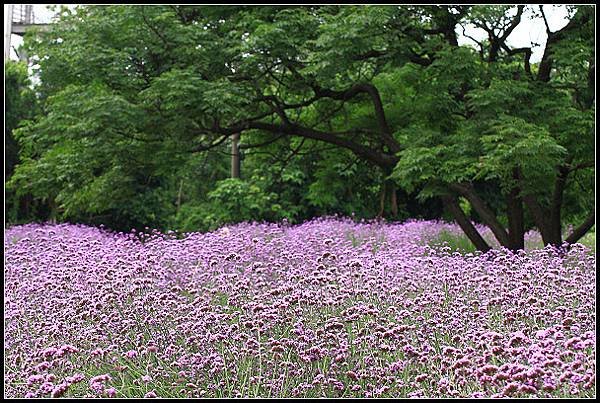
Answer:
174, 178, 292, 232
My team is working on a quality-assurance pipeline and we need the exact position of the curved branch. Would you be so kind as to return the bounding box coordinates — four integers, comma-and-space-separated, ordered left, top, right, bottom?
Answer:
441, 194, 491, 252
407, 49, 434, 66
565, 212, 595, 245
461, 24, 485, 61
311, 82, 401, 153
499, 5, 524, 42
449, 183, 510, 247
190, 134, 230, 153
538, 5, 552, 35
501, 44, 532, 76
213, 120, 398, 169
477, 5, 524, 63
282, 63, 401, 154
538, 6, 592, 82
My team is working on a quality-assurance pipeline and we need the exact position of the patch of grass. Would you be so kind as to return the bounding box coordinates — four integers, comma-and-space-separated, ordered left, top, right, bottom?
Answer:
346, 231, 362, 247
578, 228, 595, 252
525, 226, 595, 252
428, 230, 477, 254
213, 292, 229, 307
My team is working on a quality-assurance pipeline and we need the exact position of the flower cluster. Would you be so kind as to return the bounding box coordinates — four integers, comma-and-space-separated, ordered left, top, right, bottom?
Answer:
4, 218, 595, 398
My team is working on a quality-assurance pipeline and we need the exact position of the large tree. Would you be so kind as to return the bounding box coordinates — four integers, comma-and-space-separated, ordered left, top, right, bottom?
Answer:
392, 5, 594, 251
10, 5, 594, 248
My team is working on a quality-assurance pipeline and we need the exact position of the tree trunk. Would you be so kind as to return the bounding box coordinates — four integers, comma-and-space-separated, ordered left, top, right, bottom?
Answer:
231, 133, 240, 179
506, 187, 525, 251
442, 195, 491, 252
522, 159, 574, 247
390, 181, 398, 218
378, 181, 386, 217
548, 160, 572, 245
506, 169, 525, 251
21, 195, 31, 218
522, 193, 552, 245
176, 179, 184, 213
48, 198, 57, 224
378, 179, 398, 218
449, 183, 510, 248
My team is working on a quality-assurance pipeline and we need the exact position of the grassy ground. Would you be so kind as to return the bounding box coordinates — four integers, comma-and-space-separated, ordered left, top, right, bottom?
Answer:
427, 229, 478, 254
428, 227, 596, 254
579, 229, 595, 252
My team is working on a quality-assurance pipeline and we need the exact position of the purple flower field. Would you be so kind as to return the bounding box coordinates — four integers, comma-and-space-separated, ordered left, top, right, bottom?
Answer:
4, 218, 596, 398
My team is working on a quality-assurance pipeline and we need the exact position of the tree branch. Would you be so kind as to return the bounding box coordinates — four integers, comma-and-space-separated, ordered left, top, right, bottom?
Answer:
407, 49, 434, 67
538, 5, 552, 35
521, 192, 552, 244
568, 160, 594, 172
257, 94, 292, 126
213, 120, 398, 169
461, 24, 485, 61
548, 157, 574, 244
311, 82, 401, 153
113, 129, 162, 143
190, 134, 231, 153
441, 194, 491, 252
353, 49, 387, 61
140, 7, 172, 50
449, 183, 510, 247
427, 5, 469, 47
283, 63, 402, 154
501, 44, 532, 76
537, 6, 592, 82
499, 5, 524, 42
565, 212, 595, 245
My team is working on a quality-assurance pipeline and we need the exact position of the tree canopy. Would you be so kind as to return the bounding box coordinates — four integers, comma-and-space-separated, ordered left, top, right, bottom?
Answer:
7, 5, 595, 249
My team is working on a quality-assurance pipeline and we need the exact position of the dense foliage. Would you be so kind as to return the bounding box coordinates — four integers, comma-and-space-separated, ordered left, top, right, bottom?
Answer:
4, 219, 595, 398
5, 61, 41, 222
5, 5, 595, 248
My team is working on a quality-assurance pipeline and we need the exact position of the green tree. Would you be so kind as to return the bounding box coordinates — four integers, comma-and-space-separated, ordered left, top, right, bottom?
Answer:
392, 5, 594, 251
